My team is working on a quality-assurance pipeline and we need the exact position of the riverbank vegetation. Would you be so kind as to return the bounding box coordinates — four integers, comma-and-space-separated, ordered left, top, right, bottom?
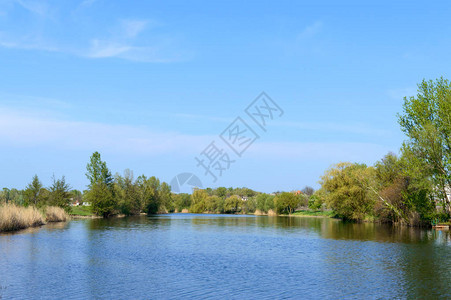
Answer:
0, 204, 68, 232
2, 77, 451, 228
45, 206, 68, 222
318, 77, 451, 225
70, 206, 94, 216
1, 173, 73, 231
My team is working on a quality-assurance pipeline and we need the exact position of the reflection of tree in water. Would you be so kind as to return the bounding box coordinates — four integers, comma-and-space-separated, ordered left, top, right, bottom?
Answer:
318, 221, 443, 244
400, 229, 451, 299
87, 215, 171, 231
314, 220, 451, 298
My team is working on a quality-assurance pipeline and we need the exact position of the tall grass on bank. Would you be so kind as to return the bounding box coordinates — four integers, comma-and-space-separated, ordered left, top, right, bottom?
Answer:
45, 206, 68, 222
0, 204, 69, 232
0, 204, 45, 232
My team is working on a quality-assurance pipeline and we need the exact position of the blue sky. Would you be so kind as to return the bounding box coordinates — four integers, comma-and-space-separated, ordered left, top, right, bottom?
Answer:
0, 0, 450, 193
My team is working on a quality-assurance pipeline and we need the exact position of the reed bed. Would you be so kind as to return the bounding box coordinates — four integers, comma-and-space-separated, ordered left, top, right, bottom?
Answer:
45, 206, 68, 222
254, 209, 265, 216
0, 204, 69, 232
267, 209, 278, 216
0, 204, 45, 232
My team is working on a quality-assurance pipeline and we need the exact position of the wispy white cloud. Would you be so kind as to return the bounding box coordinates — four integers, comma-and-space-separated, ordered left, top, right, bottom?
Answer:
86, 40, 182, 63
0, 38, 59, 52
0, 2, 188, 63
85, 19, 161, 62
121, 19, 148, 38
0, 103, 394, 166
0, 106, 212, 156
14, 0, 49, 16
88, 39, 131, 58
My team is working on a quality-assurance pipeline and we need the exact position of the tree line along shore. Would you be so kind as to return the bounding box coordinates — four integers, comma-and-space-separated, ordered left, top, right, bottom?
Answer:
2, 77, 451, 232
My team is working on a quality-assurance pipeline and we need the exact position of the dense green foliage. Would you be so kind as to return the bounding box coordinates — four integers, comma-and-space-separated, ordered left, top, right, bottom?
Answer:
23, 175, 43, 206
48, 175, 72, 212
85, 152, 116, 217
398, 77, 451, 213
315, 77, 451, 225
4, 77, 451, 225
320, 162, 375, 221
83, 153, 175, 217
274, 192, 303, 214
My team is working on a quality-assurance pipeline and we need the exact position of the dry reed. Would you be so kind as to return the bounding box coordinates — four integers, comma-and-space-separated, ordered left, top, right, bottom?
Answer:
45, 206, 68, 222
254, 209, 265, 216
0, 204, 45, 232
267, 209, 278, 216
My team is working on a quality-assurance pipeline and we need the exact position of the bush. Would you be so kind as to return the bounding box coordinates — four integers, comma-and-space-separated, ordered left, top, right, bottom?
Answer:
308, 193, 324, 210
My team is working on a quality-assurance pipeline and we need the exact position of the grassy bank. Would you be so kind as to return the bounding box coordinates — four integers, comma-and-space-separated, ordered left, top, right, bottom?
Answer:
70, 206, 94, 217
291, 210, 336, 218
0, 204, 68, 232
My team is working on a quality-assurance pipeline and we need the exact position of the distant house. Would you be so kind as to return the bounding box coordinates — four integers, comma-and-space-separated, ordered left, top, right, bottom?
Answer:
71, 198, 80, 206
241, 196, 248, 201
82, 202, 91, 206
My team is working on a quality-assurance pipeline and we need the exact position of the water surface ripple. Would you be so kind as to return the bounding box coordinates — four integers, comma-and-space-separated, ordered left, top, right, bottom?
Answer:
1, 214, 451, 299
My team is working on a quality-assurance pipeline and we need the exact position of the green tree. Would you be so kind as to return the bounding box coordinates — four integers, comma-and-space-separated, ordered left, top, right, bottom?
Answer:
190, 189, 208, 213
224, 195, 242, 213
265, 194, 275, 212
256, 193, 267, 212
242, 196, 256, 214
274, 192, 300, 214
308, 190, 325, 210
159, 182, 173, 212
136, 175, 168, 214
320, 162, 375, 221
144, 176, 161, 214
48, 175, 72, 212
206, 195, 222, 213
115, 169, 141, 215
372, 153, 411, 223
85, 152, 116, 217
215, 187, 227, 199
24, 175, 43, 206
87, 182, 116, 217
1, 188, 11, 204
39, 188, 50, 205
398, 77, 451, 214
173, 193, 191, 211
8, 188, 24, 205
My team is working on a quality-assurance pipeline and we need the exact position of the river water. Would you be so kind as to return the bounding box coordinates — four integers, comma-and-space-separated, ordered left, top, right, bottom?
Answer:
1, 214, 451, 299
